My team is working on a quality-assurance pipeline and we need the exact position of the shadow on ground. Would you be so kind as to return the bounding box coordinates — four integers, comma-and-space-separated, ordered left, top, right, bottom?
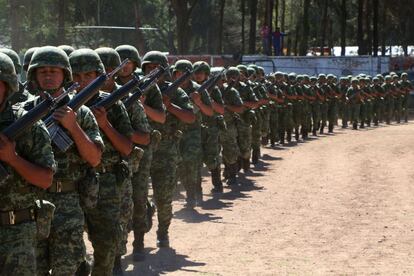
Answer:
123, 247, 206, 276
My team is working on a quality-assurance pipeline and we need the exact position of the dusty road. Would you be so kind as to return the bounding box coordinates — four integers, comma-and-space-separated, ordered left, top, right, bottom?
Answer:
87, 122, 414, 275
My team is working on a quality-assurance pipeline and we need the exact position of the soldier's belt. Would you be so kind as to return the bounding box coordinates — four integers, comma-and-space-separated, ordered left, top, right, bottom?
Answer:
48, 180, 79, 193
96, 163, 116, 174
0, 207, 36, 226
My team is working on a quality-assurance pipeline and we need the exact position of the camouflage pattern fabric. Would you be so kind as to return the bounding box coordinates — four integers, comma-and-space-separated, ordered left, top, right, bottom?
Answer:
0, 104, 56, 276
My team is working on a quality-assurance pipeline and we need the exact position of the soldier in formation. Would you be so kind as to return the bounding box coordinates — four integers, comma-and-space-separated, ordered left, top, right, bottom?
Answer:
0, 43, 412, 276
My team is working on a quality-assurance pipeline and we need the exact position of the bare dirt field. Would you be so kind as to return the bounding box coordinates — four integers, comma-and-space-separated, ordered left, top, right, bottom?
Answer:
87, 121, 414, 275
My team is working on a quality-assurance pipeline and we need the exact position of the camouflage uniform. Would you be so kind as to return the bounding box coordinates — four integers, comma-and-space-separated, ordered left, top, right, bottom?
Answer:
71, 48, 133, 276
400, 73, 413, 122
382, 76, 394, 124
196, 63, 225, 193
148, 52, 194, 246
24, 46, 104, 276
346, 79, 362, 129
0, 52, 56, 276
115, 45, 160, 260
220, 68, 243, 185
175, 60, 212, 207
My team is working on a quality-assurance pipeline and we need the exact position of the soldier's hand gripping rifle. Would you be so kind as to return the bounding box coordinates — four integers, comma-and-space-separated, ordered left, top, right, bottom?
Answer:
44, 59, 129, 152
0, 83, 80, 182
161, 70, 193, 96
123, 66, 168, 110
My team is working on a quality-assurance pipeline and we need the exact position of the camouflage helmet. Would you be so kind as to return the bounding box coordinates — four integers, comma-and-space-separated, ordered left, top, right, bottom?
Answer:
95, 47, 121, 69
27, 46, 72, 84
288, 72, 297, 80
173, 59, 193, 73
69, 49, 105, 75
141, 51, 168, 71
248, 64, 259, 73
351, 78, 359, 84
274, 71, 283, 77
318, 73, 326, 79
58, 45, 75, 56
310, 76, 317, 82
385, 75, 392, 81
247, 67, 256, 77
372, 77, 379, 82
257, 66, 265, 76
327, 74, 335, 79
115, 45, 141, 68
0, 52, 18, 94
226, 67, 240, 79
193, 61, 210, 75
210, 66, 224, 77
236, 64, 248, 76
401, 72, 408, 78
0, 48, 22, 73
23, 47, 39, 72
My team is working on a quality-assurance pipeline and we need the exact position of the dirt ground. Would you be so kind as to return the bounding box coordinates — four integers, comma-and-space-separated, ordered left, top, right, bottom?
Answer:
86, 121, 414, 275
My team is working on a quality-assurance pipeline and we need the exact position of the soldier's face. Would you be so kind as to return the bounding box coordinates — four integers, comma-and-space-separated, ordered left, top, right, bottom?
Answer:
193, 72, 207, 83
119, 61, 135, 77
144, 63, 158, 75
73, 71, 98, 91
36, 66, 65, 90
0, 81, 6, 105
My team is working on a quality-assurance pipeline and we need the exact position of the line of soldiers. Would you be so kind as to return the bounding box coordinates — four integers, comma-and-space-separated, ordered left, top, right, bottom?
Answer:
0, 44, 412, 276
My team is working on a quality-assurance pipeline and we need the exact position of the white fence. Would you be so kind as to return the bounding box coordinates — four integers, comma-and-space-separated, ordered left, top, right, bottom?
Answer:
242, 55, 390, 77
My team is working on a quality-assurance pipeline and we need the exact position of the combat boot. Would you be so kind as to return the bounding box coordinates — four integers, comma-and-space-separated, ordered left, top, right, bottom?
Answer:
279, 132, 285, 144
242, 158, 251, 173
319, 126, 324, 134
286, 131, 292, 142
145, 200, 156, 233
252, 148, 260, 164
328, 123, 334, 133
226, 163, 238, 186
113, 255, 124, 276
223, 163, 230, 179
75, 259, 92, 276
360, 122, 365, 128
353, 122, 358, 130
157, 233, 170, 248
295, 129, 300, 141
261, 135, 269, 146
312, 128, 317, 136
133, 233, 146, 262
210, 168, 223, 193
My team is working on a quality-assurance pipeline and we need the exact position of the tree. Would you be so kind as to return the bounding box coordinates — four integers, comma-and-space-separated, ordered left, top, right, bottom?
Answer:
171, 0, 198, 54
248, 0, 258, 54
340, 0, 346, 56
241, 0, 246, 54
357, 0, 365, 55
372, 0, 378, 56
319, 0, 328, 55
299, 0, 310, 56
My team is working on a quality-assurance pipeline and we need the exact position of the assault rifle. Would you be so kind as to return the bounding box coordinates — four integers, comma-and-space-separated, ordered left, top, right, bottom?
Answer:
44, 59, 128, 152
123, 66, 168, 110
0, 83, 80, 182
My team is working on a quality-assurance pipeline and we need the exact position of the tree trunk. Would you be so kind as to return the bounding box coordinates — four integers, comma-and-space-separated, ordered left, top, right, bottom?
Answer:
171, 0, 198, 54
319, 0, 328, 56
299, 0, 310, 56
133, 1, 147, 54
372, 0, 378, 56
280, 0, 286, 55
274, 0, 279, 29
286, 0, 292, 56
364, 0, 372, 55
218, 0, 225, 54
357, 0, 365, 55
248, 0, 258, 54
57, 0, 65, 45
266, 0, 274, 55
241, 0, 246, 54
9, 0, 21, 52
340, 0, 346, 56
380, 1, 387, 56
